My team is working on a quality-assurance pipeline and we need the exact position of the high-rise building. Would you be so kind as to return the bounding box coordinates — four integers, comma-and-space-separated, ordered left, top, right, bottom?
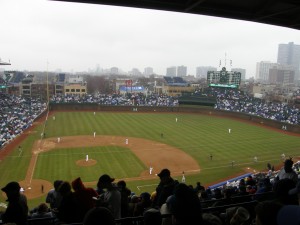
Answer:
166, 66, 176, 76
196, 66, 217, 78
269, 67, 295, 84
256, 61, 278, 82
232, 68, 246, 81
144, 67, 154, 76
277, 42, 300, 80
177, 66, 187, 77
130, 68, 142, 76
110, 67, 119, 74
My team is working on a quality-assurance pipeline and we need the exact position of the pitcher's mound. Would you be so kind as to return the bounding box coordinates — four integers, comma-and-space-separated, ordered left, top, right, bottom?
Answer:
76, 159, 97, 167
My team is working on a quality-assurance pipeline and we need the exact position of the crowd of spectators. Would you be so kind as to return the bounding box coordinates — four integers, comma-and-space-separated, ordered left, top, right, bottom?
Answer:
2, 90, 300, 224
2, 87, 300, 149
0, 93, 47, 149
194, 87, 300, 125
50, 93, 179, 107
52, 87, 300, 125
0, 161, 299, 225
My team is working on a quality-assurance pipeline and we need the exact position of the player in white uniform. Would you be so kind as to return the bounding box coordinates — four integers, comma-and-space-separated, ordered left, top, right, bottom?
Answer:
86, 154, 89, 162
254, 156, 258, 163
181, 171, 186, 183
57, 137, 61, 143
149, 166, 153, 175
93, 132, 96, 138
125, 139, 128, 145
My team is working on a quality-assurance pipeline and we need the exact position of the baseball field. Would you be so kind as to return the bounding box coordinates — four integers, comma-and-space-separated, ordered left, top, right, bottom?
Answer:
1, 110, 300, 208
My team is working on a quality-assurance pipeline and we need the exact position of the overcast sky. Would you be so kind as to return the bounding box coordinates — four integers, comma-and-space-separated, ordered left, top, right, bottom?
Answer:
0, 0, 300, 78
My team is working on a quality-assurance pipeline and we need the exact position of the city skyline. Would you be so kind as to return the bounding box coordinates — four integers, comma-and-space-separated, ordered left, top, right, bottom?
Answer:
0, 0, 300, 78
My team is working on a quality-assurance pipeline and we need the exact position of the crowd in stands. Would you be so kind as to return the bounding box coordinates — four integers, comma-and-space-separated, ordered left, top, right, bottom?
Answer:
51, 87, 300, 125
2, 90, 300, 224
2, 87, 300, 149
194, 87, 300, 125
0, 159, 299, 225
50, 93, 179, 107
0, 94, 47, 149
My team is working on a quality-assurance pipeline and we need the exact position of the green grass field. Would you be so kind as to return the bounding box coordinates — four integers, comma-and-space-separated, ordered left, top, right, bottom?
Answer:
1, 111, 300, 208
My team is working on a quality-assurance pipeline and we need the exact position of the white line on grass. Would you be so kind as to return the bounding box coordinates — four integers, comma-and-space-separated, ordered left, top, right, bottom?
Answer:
134, 156, 300, 191
137, 184, 157, 191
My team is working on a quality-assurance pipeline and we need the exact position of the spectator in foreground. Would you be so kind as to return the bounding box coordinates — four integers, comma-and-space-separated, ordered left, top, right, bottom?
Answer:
275, 159, 298, 184
30, 203, 54, 219
1, 181, 29, 225
254, 201, 283, 225
273, 178, 298, 205
117, 180, 131, 218
71, 177, 99, 221
56, 181, 81, 224
143, 208, 162, 225
277, 205, 300, 225
152, 168, 178, 208
167, 183, 203, 225
46, 180, 63, 210
97, 174, 121, 219
83, 207, 116, 225
133, 192, 152, 216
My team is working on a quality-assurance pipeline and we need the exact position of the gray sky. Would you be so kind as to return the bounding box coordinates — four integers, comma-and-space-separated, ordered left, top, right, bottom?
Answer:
1, 0, 300, 78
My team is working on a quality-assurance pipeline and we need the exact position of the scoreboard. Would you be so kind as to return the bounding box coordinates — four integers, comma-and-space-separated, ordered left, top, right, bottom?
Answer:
207, 67, 241, 88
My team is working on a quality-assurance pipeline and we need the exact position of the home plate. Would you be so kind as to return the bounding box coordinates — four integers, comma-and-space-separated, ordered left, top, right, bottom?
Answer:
28, 187, 32, 190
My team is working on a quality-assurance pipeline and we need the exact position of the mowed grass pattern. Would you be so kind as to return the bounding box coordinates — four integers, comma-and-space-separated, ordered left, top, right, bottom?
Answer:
45, 112, 300, 181
1, 111, 300, 207
35, 146, 146, 182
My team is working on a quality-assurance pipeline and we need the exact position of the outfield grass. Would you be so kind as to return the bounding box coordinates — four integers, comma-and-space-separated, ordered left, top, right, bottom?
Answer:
1, 111, 300, 208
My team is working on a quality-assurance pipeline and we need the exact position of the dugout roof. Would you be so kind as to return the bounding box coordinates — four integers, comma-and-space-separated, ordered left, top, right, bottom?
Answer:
52, 0, 300, 30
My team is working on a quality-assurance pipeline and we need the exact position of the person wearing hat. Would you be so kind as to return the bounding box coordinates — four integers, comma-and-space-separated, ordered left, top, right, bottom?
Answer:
1, 181, 29, 225
152, 168, 179, 208
97, 174, 121, 219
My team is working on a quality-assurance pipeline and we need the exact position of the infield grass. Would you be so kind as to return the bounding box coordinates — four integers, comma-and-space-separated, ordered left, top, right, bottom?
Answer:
1, 111, 300, 208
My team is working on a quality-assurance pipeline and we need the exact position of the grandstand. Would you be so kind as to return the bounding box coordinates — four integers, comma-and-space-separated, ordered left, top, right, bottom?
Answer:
1, 0, 300, 224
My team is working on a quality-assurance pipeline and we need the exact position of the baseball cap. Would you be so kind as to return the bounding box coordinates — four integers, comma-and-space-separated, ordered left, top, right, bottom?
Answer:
1, 181, 21, 193
98, 174, 115, 184
157, 168, 170, 178
277, 205, 300, 225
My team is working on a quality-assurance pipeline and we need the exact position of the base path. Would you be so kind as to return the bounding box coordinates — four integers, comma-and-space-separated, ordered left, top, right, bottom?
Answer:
24, 135, 200, 199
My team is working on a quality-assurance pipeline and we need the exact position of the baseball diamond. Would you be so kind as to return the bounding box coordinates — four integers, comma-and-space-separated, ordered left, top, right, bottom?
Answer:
1, 106, 300, 208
